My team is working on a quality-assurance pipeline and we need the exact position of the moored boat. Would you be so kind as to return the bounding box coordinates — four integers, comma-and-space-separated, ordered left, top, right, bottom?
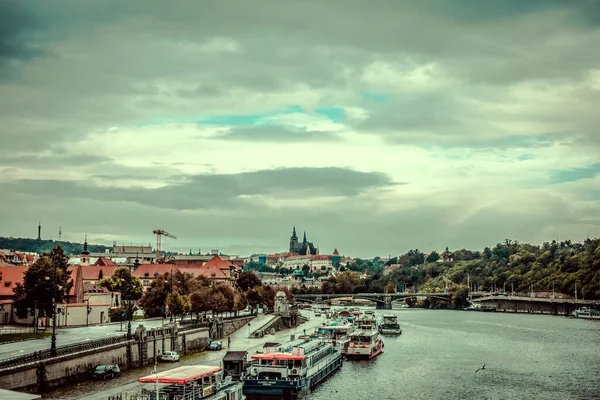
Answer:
346, 329, 384, 360
243, 338, 343, 400
378, 314, 402, 335
315, 319, 354, 355
572, 307, 600, 320
138, 365, 242, 400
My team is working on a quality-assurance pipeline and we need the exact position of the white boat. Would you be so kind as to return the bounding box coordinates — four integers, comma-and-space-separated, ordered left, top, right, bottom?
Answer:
138, 365, 243, 400
243, 338, 343, 400
572, 307, 600, 320
346, 329, 384, 360
354, 313, 377, 331
315, 319, 355, 355
378, 314, 402, 335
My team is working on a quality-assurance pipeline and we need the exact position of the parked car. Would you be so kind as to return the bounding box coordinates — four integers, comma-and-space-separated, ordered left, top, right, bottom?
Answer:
208, 340, 222, 351
160, 351, 180, 362
91, 364, 121, 380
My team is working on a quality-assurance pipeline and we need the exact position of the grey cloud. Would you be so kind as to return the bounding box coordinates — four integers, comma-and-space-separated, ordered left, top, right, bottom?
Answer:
3, 167, 400, 211
0, 154, 111, 168
212, 125, 340, 142
2, 184, 598, 258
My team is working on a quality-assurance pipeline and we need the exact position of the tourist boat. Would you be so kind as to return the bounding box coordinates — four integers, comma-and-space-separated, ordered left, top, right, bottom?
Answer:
378, 314, 402, 335
346, 329, 384, 360
243, 338, 343, 400
354, 313, 377, 331
138, 365, 243, 400
315, 319, 355, 354
571, 307, 600, 320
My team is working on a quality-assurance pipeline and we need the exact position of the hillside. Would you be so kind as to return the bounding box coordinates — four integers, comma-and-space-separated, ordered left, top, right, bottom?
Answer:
0, 237, 110, 256
353, 238, 600, 300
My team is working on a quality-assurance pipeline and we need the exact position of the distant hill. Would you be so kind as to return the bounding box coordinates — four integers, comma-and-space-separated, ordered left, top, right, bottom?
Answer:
0, 237, 110, 256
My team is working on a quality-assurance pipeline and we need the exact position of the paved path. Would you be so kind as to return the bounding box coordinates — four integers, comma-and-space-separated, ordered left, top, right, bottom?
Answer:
43, 311, 324, 400
0, 319, 165, 360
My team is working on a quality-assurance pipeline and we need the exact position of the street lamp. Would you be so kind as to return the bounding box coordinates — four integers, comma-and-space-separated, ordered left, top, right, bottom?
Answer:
45, 271, 59, 355
120, 278, 133, 340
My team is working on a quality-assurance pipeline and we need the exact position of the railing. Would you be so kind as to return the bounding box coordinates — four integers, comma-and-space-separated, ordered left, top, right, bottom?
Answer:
0, 327, 36, 335
0, 334, 128, 371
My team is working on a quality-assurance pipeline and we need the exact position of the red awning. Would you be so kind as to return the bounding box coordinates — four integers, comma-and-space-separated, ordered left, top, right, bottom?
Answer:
138, 365, 221, 385
251, 353, 305, 361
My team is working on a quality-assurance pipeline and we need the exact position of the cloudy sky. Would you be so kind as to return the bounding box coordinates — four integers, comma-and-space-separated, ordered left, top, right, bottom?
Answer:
1, 0, 600, 258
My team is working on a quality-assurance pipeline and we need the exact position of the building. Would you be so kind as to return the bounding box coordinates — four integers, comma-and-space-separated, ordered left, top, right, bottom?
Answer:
132, 255, 241, 291
288, 227, 318, 255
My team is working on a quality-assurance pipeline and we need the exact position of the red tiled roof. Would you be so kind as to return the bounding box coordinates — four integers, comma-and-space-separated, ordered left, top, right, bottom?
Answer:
69, 265, 119, 281
25, 254, 34, 262
0, 266, 28, 297
132, 263, 231, 281
93, 257, 116, 267
310, 255, 331, 260
332, 248, 339, 255
202, 255, 237, 270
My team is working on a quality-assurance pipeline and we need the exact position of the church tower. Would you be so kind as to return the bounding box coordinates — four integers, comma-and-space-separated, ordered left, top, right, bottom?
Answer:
80, 234, 90, 266
289, 226, 298, 252
37, 222, 41, 241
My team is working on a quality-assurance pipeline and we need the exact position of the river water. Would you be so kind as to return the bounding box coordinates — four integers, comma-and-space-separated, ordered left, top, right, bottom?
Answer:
306, 309, 600, 400
44, 309, 600, 400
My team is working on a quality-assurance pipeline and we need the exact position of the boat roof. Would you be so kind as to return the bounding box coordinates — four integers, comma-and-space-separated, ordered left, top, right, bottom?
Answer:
252, 353, 305, 361
318, 324, 353, 331
138, 365, 221, 385
382, 314, 396, 318
350, 330, 378, 337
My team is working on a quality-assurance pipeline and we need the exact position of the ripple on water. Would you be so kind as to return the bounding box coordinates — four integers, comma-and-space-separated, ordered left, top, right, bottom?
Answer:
304, 309, 600, 400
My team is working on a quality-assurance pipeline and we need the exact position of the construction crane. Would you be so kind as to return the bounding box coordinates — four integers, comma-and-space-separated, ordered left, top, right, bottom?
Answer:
152, 230, 177, 263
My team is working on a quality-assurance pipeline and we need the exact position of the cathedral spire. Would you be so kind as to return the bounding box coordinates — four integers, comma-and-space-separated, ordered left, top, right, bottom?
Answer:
303, 231, 307, 243
82, 233, 90, 255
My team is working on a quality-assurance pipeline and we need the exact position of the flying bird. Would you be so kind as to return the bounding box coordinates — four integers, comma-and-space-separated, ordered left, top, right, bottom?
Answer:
475, 364, 486, 373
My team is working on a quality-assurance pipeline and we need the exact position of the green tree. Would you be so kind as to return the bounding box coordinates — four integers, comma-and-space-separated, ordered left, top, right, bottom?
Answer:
166, 291, 191, 322
426, 251, 440, 263
13, 246, 72, 319
139, 275, 169, 317
100, 267, 143, 317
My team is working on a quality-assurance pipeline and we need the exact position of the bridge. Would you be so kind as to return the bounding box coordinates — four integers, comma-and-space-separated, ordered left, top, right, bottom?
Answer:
293, 292, 489, 309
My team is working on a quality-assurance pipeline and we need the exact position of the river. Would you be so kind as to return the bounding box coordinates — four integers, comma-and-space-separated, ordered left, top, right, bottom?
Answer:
44, 309, 600, 400
306, 309, 600, 400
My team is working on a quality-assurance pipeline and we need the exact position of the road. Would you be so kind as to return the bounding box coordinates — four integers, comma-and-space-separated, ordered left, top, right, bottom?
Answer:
43, 311, 323, 400
0, 319, 165, 360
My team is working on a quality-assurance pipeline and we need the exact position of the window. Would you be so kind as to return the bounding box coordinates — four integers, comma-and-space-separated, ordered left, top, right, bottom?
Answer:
143, 280, 149, 286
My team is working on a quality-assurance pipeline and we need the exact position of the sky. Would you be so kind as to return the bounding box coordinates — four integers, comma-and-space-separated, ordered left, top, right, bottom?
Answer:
1, 0, 600, 258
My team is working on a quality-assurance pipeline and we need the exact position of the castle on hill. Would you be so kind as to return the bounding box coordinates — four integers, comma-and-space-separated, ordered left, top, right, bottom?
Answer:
289, 226, 318, 255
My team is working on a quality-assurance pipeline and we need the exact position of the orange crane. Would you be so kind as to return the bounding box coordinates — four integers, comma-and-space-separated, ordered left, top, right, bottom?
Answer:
152, 230, 177, 263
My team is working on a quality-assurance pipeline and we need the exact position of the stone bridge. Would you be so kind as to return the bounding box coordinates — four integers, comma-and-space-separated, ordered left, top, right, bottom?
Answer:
294, 292, 488, 309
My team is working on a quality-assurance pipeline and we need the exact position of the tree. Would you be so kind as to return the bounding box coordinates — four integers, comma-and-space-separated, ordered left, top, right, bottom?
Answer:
260, 285, 276, 311
213, 284, 235, 312
426, 251, 440, 263
233, 292, 248, 316
385, 283, 396, 294
166, 291, 191, 321
139, 276, 169, 317
236, 271, 262, 292
190, 286, 212, 317
321, 281, 335, 294
246, 288, 263, 313
13, 246, 73, 319
100, 268, 143, 318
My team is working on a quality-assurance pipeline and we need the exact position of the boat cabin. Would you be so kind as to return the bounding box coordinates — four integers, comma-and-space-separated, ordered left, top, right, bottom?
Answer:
349, 330, 378, 346
138, 365, 241, 400
247, 339, 335, 380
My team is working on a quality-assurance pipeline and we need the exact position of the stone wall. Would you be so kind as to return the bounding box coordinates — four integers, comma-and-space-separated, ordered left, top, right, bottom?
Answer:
0, 316, 255, 393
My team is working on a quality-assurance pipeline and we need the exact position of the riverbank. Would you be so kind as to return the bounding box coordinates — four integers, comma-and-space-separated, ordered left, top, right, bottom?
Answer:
43, 310, 321, 400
